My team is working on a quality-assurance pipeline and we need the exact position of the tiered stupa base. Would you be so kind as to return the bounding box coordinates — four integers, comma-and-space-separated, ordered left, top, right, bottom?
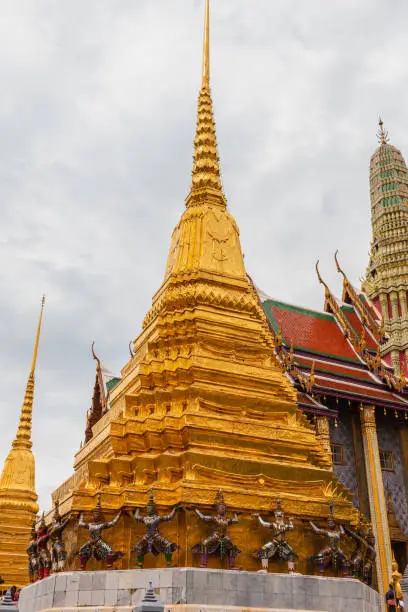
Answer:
18, 568, 380, 612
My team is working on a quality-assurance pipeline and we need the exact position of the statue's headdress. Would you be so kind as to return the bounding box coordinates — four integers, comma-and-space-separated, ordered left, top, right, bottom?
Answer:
31, 515, 37, 539
93, 492, 105, 522
37, 512, 47, 534
147, 488, 156, 515
274, 497, 284, 521
53, 499, 62, 523
214, 489, 226, 514
328, 501, 336, 525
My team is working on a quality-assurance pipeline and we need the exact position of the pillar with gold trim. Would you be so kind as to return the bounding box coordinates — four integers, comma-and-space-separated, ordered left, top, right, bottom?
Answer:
360, 405, 392, 605
315, 415, 333, 467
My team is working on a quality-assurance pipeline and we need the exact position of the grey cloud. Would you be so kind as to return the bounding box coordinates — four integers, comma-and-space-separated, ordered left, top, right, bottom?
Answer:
1, 0, 408, 509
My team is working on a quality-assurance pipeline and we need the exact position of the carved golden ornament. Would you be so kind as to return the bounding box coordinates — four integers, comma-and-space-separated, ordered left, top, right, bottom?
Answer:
361, 405, 377, 432
392, 553, 403, 602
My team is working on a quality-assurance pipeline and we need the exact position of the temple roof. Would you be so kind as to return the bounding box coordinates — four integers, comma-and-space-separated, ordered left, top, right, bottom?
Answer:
84, 343, 121, 444
265, 299, 359, 362
261, 293, 408, 414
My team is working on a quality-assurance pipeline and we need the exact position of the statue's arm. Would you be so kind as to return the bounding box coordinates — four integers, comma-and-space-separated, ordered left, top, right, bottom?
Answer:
105, 510, 123, 529
344, 526, 366, 547
61, 517, 71, 529
257, 516, 272, 528
78, 514, 88, 529
161, 507, 177, 522
133, 508, 144, 523
195, 509, 212, 522
309, 521, 323, 535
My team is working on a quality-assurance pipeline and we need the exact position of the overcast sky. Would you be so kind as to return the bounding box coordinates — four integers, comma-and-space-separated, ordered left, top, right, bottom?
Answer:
1, 0, 408, 511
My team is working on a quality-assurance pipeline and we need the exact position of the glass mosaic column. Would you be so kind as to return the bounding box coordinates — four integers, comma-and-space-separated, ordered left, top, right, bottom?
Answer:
361, 405, 392, 608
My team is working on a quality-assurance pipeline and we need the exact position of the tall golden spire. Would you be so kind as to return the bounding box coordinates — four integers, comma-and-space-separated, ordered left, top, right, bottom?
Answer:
13, 296, 45, 449
202, 0, 210, 88
187, 0, 225, 207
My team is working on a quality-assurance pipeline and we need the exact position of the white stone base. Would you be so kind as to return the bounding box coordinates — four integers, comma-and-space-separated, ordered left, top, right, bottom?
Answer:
18, 568, 380, 612
39, 607, 321, 612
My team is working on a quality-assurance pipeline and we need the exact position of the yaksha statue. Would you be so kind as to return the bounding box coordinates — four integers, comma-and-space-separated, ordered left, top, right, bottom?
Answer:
132, 489, 179, 568
77, 493, 125, 570
49, 500, 71, 573
345, 518, 376, 584
253, 498, 295, 573
27, 517, 39, 583
362, 524, 376, 584
191, 490, 240, 569
309, 502, 350, 576
36, 513, 51, 579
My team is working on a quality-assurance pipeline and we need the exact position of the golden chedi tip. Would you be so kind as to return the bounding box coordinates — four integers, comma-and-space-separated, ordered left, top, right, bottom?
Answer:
13, 295, 45, 450
188, 0, 225, 206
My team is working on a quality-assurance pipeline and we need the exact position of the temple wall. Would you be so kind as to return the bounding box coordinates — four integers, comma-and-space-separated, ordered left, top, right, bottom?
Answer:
329, 413, 359, 508
376, 419, 408, 535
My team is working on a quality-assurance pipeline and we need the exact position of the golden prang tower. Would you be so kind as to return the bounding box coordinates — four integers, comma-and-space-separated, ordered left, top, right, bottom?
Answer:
53, 0, 355, 571
0, 298, 44, 586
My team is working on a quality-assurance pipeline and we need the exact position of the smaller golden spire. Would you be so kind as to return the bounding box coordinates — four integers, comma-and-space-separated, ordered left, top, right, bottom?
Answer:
377, 116, 389, 145
14, 296, 45, 448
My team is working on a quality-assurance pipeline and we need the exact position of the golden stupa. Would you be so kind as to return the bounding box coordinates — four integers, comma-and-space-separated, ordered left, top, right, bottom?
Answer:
0, 298, 44, 585
51, 0, 355, 572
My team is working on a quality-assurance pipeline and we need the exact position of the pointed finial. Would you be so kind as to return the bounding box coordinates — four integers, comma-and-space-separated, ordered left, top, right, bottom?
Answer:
30, 295, 45, 374
142, 581, 159, 603
1, 588, 15, 606
202, 0, 210, 88
91, 341, 101, 372
334, 250, 346, 279
377, 116, 389, 145
315, 260, 330, 296
14, 296, 45, 446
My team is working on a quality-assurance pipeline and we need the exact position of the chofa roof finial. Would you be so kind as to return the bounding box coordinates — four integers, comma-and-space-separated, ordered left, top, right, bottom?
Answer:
334, 250, 346, 279
315, 260, 330, 296
91, 341, 101, 372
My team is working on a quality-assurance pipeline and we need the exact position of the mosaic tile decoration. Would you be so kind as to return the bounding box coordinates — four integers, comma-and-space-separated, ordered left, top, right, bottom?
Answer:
330, 414, 359, 508
377, 422, 408, 536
